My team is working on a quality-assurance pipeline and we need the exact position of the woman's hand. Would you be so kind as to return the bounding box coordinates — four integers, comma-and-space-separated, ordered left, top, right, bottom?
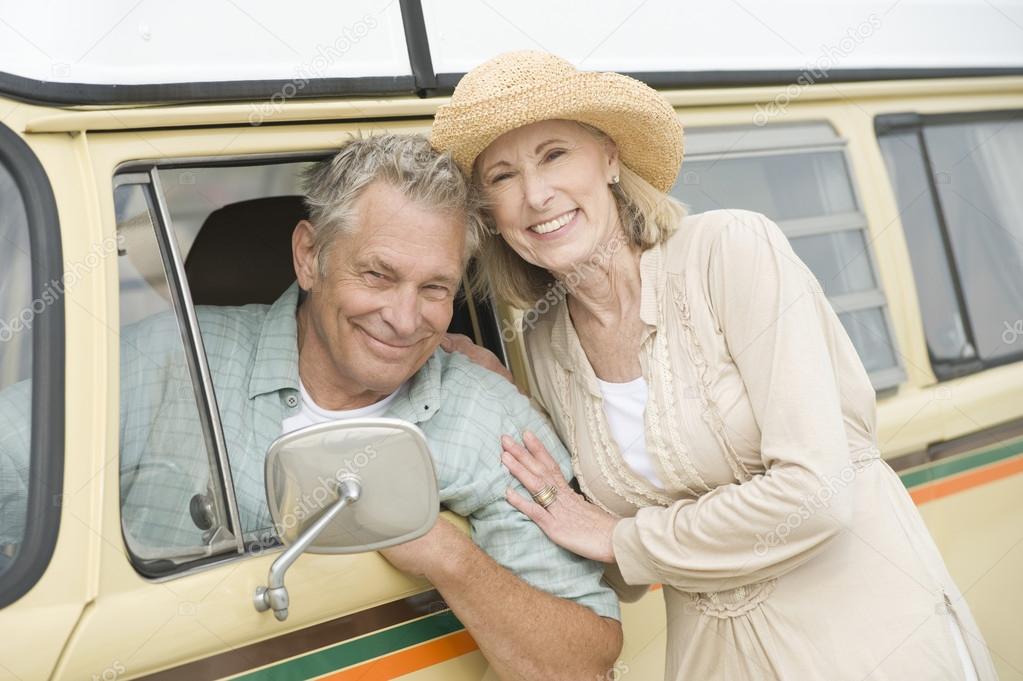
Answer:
501, 430, 618, 564
440, 333, 518, 387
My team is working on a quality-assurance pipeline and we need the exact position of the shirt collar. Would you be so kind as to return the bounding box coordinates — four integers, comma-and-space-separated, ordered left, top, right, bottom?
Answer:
248, 282, 301, 399
385, 349, 443, 424
247, 282, 442, 421
548, 243, 665, 390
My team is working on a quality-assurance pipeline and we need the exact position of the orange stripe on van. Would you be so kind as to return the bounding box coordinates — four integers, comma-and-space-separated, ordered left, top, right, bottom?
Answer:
910, 453, 1023, 505
318, 630, 478, 681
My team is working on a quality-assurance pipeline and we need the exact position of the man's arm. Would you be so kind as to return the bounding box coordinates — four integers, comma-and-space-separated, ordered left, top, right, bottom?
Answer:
382, 356, 623, 681
382, 518, 622, 681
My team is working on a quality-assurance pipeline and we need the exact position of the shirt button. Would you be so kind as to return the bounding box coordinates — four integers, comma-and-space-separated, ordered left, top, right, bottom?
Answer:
285, 395, 299, 408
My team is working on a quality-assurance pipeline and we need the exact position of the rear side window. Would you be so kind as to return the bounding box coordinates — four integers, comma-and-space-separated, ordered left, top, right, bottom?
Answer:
672, 122, 905, 390
877, 111, 1023, 379
0, 123, 63, 607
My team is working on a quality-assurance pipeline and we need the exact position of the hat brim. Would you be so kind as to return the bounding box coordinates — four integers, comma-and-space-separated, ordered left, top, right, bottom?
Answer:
431, 71, 684, 193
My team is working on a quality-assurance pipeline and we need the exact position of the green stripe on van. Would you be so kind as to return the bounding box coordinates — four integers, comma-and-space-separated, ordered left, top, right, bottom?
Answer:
230, 610, 464, 681
899, 436, 1023, 489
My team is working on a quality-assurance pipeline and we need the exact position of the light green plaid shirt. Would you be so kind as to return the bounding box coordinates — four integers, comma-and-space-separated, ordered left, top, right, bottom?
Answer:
0, 283, 618, 620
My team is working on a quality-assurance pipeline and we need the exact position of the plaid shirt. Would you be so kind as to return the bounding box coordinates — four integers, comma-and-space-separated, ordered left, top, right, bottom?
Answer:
0, 283, 618, 620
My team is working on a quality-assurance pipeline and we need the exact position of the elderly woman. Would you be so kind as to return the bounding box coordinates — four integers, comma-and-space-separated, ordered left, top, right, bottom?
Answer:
432, 52, 995, 681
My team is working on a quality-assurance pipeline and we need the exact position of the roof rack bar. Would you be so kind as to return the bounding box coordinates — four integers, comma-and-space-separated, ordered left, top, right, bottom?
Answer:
399, 0, 438, 98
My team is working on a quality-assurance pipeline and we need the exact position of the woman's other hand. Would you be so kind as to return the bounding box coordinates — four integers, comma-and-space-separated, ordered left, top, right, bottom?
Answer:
501, 430, 618, 564
441, 332, 518, 386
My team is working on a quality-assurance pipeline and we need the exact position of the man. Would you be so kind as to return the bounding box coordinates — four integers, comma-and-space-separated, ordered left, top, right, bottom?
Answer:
0, 135, 622, 680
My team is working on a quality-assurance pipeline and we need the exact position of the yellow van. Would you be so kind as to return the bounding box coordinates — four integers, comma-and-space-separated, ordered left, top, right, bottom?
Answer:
1, 2, 1021, 679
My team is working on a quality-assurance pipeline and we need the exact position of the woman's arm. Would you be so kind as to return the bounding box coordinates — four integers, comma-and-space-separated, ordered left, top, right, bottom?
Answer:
612, 211, 857, 592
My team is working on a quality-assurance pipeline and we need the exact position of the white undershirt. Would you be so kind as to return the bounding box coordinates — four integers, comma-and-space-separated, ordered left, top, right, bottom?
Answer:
281, 379, 405, 434
596, 375, 664, 489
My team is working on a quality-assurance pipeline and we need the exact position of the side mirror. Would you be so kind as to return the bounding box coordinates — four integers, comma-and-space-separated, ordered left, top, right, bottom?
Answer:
253, 418, 438, 621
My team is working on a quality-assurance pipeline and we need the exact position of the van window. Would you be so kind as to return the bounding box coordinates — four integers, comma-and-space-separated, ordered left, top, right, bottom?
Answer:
114, 155, 501, 576
114, 160, 335, 575
157, 161, 315, 549
0, 122, 63, 607
0, 159, 34, 572
877, 112, 1023, 379
672, 122, 905, 389
116, 179, 243, 575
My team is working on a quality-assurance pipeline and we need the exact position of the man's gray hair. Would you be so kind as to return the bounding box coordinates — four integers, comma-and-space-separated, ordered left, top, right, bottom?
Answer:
302, 134, 484, 276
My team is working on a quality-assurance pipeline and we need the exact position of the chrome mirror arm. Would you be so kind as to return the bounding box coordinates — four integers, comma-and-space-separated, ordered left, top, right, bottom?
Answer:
254, 476, 362, 621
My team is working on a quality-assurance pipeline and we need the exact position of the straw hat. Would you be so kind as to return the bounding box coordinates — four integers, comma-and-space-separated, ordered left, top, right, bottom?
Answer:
431, 51, 684, 193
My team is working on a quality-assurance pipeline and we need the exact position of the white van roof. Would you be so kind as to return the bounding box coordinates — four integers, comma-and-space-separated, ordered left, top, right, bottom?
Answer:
1, 0, 1021, 104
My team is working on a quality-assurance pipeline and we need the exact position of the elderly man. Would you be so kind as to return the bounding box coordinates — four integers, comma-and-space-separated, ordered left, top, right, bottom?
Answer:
0, 135, 622, 680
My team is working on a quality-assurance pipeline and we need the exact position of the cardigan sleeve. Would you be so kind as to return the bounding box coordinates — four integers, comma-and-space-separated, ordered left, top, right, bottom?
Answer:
613, 211, 856, 593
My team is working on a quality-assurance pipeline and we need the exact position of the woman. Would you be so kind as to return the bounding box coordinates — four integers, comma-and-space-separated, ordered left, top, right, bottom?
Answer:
432, 51, 995, 680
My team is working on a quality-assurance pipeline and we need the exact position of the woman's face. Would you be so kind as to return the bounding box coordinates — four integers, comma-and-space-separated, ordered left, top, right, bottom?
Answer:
476, 120, 621, 276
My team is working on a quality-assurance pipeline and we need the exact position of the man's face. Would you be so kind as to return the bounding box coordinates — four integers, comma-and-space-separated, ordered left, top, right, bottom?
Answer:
295, 181, 465, 404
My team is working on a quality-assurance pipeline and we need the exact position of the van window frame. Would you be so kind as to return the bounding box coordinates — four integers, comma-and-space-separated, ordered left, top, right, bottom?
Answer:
114, 171, 248, 577
0, 121, 65, 608
676, 121, 907, 390
875, 108, 1023, 380
112, 150, 508, 579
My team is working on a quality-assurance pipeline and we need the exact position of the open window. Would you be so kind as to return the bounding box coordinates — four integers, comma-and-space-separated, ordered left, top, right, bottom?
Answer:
114, 154, 504, 577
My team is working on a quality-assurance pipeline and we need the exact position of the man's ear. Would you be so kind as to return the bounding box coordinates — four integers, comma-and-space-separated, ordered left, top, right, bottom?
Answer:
292, 219, 319, 291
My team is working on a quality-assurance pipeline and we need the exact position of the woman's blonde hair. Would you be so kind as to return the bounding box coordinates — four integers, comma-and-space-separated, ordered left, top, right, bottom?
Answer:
470, 123, 687, 309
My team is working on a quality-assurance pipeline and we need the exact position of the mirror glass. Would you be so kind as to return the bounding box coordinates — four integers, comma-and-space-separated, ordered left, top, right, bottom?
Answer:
264, 418, 438, 554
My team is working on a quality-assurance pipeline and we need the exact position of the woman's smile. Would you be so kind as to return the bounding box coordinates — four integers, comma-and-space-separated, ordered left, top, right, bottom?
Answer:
527, 208, 578, 238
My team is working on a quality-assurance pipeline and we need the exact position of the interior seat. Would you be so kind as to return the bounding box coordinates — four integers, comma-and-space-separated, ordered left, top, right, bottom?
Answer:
183, 195, 476, 338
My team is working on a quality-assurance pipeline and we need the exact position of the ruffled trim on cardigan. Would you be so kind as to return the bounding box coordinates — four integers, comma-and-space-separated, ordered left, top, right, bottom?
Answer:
671, 276, 755, 483
690, 579, 778, 619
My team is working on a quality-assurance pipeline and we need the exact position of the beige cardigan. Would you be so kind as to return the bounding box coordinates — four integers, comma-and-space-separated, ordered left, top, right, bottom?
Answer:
524, 209, 998, 681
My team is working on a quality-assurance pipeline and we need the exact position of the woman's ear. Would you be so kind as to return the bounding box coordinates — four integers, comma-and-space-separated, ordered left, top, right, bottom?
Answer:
604, 137, 621, 182
292, 219, 319, 291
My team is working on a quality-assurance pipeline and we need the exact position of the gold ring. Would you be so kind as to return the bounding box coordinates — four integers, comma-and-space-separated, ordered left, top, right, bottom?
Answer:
532, 484, 558, 509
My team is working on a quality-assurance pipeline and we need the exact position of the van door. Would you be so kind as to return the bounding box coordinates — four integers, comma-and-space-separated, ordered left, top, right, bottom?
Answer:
51, 122, 493, 681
